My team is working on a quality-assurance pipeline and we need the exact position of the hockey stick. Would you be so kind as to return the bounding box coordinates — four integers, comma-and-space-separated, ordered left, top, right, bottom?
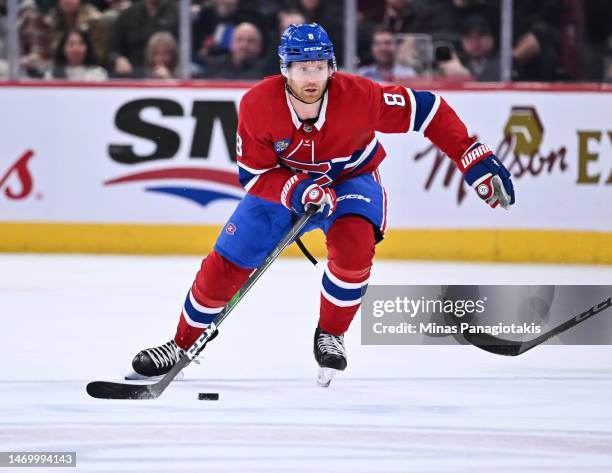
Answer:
460, 296, 612, 356
87, 206, 317, 399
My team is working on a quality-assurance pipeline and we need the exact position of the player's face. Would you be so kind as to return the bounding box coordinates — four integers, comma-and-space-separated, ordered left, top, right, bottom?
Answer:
287, 60, 331, 102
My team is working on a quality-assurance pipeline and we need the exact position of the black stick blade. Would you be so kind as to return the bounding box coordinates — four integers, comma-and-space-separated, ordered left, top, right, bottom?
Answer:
467, 342, 523, 357
461, 332, 523, 356
86, 381, 160, 400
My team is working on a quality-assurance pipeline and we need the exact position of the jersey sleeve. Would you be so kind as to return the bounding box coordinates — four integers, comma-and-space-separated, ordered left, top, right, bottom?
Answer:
372, 82, 475, 165
236, 94, 297, 203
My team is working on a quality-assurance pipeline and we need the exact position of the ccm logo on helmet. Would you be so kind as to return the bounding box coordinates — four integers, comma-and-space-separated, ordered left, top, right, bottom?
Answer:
303, 47, 323, 52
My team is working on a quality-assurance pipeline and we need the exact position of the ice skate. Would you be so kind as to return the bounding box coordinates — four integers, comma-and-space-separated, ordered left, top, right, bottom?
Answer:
125, 340, 186, 380
314, 325, 347, 387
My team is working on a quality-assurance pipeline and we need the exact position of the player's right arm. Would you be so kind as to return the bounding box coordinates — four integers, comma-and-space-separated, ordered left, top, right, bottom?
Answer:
236, 93, 335, 218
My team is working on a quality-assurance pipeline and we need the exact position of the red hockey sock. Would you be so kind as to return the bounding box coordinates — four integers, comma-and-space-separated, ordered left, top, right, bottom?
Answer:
174, 250, 251, 350
319, 216, 376, 336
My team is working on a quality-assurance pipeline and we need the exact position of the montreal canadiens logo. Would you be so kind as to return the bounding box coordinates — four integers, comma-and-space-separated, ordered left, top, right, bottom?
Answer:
225, 222, 237, 235
477, 183, 490, 196
104, 167, 244, 207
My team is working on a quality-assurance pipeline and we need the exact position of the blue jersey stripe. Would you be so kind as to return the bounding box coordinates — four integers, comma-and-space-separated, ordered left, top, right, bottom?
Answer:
350, 141, 380, 175
238, 167, 257, 188
411, 90, 436, 132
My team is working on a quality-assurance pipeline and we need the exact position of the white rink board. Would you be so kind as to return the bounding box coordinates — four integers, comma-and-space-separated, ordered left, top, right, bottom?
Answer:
0, 84, 610, 230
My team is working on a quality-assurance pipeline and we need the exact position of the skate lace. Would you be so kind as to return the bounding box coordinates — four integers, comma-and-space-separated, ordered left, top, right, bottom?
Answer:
147, 340, 184, 369
317, 333, 345, 357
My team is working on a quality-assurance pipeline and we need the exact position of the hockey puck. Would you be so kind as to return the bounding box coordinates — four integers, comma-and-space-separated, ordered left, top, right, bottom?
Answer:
198, 392, 219, 401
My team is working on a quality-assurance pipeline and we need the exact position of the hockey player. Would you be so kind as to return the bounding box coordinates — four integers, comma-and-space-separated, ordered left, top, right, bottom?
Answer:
128, 23, 515, 386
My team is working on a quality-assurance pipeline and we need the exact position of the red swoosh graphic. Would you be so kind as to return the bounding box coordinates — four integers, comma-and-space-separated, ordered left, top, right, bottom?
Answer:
1, 149, 34, 199
104, 167, 242, 189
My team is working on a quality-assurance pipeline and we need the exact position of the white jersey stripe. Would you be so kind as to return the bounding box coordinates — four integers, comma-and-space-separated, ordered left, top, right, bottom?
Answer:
286, 140, 304, 158
313, 90, 329, 130
324, 264, 368, 289
321, 286, 362, 307
243, 174, 260, 192
237, 161, 279, 175
189, 291, 223, 315
285, 90, 302, 129
405, 88, 417, 132
345, 136, 378, 170
181, 309, 211, 329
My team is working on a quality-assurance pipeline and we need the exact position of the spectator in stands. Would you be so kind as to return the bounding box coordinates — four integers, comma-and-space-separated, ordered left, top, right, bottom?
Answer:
34, 0, 56, 14
381, 0, 418, 34
201, 22, 265, 79
291, 0, 340, 25
241, 0, 283, 18
580, 1, 612, 81
416, 0, 499, 42
97, 0, 132, 67
459, 15, 499, 81
358, 26, 415, 82
19, 0, 53, 77
145, 30, 178, 79
45, 28, 108, 80
512, 1, 563, 81
107, 0, 177, 78
262, 8, 305, 75
606, 35, 612, 83
395, 34, 434, 76
434, 41, 472, 81
289, 0, 344, 65
101, 0, 132, 22
192, 0, 269, 67
46, 0, 104, 61
277, 8, 306, 35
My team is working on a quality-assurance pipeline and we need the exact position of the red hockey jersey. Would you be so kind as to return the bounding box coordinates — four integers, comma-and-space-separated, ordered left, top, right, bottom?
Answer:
236, 72, 474, 203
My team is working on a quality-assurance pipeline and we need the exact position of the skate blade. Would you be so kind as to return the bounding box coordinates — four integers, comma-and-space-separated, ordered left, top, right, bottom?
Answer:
124, 370, 184, 381
317, 367, 339, 388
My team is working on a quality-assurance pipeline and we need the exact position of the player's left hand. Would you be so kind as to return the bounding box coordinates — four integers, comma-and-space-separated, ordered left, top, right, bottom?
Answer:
461, 142, 515, 209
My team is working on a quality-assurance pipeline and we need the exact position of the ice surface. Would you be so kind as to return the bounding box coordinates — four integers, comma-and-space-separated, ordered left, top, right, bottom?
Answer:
1, 255, 611, 472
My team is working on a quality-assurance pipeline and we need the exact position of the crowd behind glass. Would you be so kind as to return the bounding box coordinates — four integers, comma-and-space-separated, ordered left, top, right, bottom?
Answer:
0, 0, 610, 82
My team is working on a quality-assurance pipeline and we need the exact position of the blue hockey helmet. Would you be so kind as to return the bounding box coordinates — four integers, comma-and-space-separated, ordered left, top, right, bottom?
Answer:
278, 23, 337, 76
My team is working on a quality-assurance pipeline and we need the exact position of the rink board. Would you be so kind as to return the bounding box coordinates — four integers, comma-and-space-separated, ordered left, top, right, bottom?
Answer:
0, 82, 610, 262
